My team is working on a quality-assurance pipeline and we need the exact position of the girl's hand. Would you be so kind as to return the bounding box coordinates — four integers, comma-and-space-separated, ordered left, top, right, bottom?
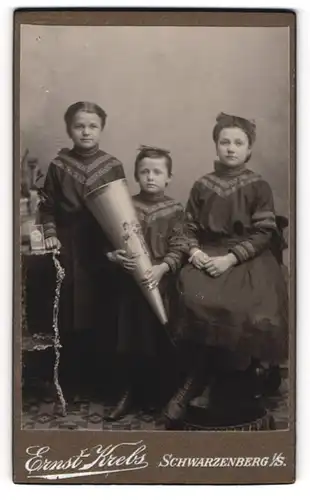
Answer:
141, 263, 169, 290
45, 236, 61, 251
190, 249, 210, 270
141, 269, 158, 290
203, 254, 238, 278
107, 249, 137, 271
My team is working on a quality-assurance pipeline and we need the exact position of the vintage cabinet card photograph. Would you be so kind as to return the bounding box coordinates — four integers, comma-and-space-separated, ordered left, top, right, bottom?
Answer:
13, 9, 296, 484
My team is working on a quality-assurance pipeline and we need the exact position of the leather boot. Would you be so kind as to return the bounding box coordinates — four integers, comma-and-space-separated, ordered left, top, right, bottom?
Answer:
105, 390, 133, 421
163, 374, 200, 423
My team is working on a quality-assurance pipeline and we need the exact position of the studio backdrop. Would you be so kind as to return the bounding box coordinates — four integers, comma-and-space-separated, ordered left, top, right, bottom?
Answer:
20, 25, 290, 221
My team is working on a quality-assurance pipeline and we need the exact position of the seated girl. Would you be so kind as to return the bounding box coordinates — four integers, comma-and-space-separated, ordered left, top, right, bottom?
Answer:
164, 112, 288, 424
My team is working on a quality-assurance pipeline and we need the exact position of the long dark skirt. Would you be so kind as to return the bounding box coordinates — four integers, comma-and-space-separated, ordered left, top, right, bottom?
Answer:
57, 217, 117, 334
57, 238, 121, 395
117, 273, 176, 356
175, 246, 288, 367
116, 273, 178, 405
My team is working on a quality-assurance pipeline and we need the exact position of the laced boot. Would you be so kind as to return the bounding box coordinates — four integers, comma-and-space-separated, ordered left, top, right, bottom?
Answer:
163, 374, 200, 424
105, 389, 133, 421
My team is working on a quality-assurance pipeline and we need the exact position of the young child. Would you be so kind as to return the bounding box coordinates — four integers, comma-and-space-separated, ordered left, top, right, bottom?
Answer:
106, 145, 185, 420
36, 101, 125, 395
164, 112, 288, 424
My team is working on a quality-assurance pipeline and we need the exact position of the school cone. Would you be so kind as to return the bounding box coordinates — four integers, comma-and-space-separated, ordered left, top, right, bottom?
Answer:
84, 178, 168, 326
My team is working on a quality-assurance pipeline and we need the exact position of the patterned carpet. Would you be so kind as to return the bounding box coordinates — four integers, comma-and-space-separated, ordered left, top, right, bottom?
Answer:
22, 377, 289, 431
22, 397, 166, 431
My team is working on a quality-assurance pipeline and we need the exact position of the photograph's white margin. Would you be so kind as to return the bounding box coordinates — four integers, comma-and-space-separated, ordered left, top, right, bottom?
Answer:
0, 0, 309, 498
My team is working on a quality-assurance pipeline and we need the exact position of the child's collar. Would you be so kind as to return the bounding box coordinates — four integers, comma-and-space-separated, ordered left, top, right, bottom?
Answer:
137, 190, 166, 203
214, 160, 247, 178
72, 144, 99, 158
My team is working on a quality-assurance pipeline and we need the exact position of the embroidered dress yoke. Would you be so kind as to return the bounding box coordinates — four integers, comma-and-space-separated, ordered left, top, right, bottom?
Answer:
37, 146, 125, 333
177, 162, 288, 365
132, 191, 185, 271
38, 146, 125, 240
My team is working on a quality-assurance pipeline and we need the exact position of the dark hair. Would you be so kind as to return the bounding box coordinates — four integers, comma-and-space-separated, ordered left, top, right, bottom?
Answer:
64, 101, 107, 133
134, 146, 172, 181
212, 113, 256, 147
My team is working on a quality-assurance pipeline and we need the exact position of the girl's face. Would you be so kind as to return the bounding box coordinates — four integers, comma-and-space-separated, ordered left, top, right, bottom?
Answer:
136, 157, 171, 195
69, 111, 102, 149
216, 127, 251, 167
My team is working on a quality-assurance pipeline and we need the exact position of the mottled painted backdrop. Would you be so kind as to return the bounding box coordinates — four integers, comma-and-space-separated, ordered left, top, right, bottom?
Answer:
20, 25, 290, 216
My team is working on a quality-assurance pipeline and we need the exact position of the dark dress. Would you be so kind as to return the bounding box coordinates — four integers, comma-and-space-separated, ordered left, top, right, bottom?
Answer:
37, 145, 125, 333
36, 146, 125, 390
176, 162, 288, 368
117, 191, 185, 357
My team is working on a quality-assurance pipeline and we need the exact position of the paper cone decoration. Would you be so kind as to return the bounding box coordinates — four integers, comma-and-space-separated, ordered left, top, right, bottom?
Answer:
85, 178, 168, 325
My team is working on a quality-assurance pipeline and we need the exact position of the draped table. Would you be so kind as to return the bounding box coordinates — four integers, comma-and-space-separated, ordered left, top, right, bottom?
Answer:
21, 247, 67, 416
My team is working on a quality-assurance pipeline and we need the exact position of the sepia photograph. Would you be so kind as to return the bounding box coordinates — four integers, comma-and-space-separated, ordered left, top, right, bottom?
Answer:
14, 9, 295, 485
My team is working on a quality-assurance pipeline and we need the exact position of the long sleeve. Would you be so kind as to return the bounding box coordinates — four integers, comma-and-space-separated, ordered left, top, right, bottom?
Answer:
163, 207, 187, 272
35, 164, 58, 239
183, 181, 203, 251
229, 180, 278, 263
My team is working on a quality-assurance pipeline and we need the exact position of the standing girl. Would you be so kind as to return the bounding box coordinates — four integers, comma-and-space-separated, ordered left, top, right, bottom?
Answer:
37, 101, 125, 395
164, 112, 288, 423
